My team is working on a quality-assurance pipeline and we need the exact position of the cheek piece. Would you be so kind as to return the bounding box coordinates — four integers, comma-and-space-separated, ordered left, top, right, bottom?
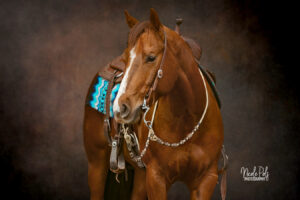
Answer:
142, 30, 167, 111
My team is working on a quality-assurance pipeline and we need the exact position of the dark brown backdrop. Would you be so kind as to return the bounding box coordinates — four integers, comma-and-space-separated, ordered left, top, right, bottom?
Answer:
0, 0, 299, 199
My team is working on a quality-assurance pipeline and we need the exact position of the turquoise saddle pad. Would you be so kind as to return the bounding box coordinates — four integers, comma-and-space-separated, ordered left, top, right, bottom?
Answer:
88, 76, 120, 117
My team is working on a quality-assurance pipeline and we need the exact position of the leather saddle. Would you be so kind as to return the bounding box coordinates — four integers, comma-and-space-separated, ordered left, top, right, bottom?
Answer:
97, 55, 126, 174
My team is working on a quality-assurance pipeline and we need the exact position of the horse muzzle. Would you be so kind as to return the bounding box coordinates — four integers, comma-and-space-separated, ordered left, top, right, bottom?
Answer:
113, 100, 142, 124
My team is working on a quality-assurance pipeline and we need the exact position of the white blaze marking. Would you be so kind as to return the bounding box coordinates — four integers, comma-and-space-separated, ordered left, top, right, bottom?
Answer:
113, 46, 137, 113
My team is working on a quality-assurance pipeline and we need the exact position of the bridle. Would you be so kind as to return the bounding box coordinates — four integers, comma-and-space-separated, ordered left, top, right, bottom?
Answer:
122, 29, 209, 166
143, 30, 167, 106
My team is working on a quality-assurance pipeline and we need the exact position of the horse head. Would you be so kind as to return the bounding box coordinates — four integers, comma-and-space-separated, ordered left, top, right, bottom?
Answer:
113, 9, 188, 124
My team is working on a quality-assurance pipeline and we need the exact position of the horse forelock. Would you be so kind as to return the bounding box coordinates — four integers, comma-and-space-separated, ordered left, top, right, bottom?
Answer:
128, 21, 154, 47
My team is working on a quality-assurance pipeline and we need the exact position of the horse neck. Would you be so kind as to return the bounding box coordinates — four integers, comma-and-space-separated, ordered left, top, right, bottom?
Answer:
155, 34, 207, 135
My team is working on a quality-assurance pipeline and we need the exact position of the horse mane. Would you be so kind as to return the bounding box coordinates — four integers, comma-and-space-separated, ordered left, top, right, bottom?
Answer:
128, 21, 153, 47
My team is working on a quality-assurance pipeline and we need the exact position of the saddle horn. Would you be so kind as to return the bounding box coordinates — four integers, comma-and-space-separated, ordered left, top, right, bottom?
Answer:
175, 17, 183, 35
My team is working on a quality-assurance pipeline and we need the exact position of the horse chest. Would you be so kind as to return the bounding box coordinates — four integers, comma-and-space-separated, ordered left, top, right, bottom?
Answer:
155, 145, 209, 182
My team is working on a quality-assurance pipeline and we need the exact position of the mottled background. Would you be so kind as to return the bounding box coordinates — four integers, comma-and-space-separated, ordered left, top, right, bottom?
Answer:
0, 0, 299, 199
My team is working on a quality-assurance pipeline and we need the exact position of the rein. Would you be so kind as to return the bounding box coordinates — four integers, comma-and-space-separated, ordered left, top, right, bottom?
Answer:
128, 30, 209, 164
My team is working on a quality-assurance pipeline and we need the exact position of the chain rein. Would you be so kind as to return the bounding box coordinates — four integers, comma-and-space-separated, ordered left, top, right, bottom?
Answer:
135, 65, 209, 162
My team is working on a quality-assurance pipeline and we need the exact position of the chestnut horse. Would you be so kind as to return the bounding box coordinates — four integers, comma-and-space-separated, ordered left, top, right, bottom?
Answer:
112, 9, 224, 200
84, 8, 225, 200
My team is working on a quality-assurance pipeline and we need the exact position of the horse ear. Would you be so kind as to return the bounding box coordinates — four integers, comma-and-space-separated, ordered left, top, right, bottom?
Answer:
150, 8, 162, 31
124, 10, 138, 28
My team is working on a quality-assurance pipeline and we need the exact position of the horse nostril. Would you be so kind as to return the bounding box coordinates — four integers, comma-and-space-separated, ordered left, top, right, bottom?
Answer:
120, 103, 130, 119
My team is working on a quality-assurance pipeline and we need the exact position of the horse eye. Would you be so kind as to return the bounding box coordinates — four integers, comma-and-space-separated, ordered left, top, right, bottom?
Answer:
146, 55, 156, 63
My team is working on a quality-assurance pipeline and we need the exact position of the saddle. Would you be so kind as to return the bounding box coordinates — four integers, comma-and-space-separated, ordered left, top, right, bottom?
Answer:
96, 55, 127, 175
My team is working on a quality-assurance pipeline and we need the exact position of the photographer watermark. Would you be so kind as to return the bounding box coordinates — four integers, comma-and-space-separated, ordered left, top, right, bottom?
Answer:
240, 166, 269, 181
